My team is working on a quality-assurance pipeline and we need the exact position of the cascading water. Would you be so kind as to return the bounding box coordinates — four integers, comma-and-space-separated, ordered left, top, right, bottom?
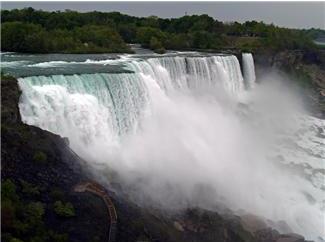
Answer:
127, 55, 245, 93
18, 55, 245, 148
242, 53, 256, 89
16, 53, 325, 242
18, 72, 151, 154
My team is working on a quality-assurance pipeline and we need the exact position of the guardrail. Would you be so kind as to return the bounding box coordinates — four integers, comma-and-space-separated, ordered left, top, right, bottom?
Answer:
74, 181, 117, 242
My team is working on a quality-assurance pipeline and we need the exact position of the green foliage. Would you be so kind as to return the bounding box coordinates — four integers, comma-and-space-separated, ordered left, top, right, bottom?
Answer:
1, 179, 70, 242
1, 72, 16, 81
302, 28, 325, 40
73, 25, 129, 52
0, 8, 318, 53
118, 23, 137, 43
32, 151, 47, 164
153, 48, 166, 54
260, 26, 317, 52
1, 20, 131, 53
50, 188, 65, 201
2, 179, 19, 202
136, 27, 166, 47
54, 201, 75, 217
20, 179, 40, 196
164, 33, 190, 50
10, 238, 24, 242
149, 37, 166, 53
2, 180, 22, 231
25, 202, 44, 222
150, 37, 163, 50
48, 231, 69, 242
1, 22, 43, 52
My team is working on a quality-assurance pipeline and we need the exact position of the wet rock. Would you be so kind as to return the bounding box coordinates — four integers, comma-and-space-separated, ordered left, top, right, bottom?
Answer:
276, 233, 305, 242
270, 220, 292, 234
255, 227, 280, 242
241, 214, 268, 233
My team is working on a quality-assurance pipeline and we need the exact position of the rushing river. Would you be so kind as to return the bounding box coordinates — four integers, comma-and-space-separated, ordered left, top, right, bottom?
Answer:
1, 50, 324, 241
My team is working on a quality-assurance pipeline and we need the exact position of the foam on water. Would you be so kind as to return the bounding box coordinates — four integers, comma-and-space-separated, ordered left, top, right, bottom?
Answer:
1, 60, 30, 67
26, 61, 72, 67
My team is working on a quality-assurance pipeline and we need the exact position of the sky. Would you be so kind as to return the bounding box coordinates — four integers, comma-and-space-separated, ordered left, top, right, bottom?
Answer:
1, 1, 324, 29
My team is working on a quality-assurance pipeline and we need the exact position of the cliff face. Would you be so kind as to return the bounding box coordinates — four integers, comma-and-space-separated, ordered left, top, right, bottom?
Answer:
253, 49, 325, 118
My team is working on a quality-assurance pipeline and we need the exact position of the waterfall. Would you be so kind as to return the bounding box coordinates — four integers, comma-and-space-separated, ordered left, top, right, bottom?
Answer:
18, 73, 150, 150
18, 55, 245, 150
127, 55, 245, 93
242, 53, 256, 89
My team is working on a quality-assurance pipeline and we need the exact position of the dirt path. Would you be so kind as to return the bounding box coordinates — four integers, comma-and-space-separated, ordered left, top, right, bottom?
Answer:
74, 181, 117, 242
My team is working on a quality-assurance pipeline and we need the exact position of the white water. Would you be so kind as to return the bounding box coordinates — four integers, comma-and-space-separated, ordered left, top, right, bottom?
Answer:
17, 54, 324, 241
1, 60, 30, 67
242, 53, 256, 89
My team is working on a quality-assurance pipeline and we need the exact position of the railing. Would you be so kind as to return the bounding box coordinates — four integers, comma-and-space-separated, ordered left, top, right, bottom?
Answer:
74, 181, 117, 242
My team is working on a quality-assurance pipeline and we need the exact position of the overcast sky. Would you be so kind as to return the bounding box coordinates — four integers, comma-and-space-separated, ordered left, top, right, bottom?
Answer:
1, 1, 324, 29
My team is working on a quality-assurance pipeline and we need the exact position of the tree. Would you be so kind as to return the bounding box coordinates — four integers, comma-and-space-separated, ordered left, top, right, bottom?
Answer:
165, 33, 191, 50
0, 8, 317, 53
73, 25, 128, 51
149, 36, 165, 53
136, 27, 166, 47
54, 201, 75, 217
1, 22, 43, 52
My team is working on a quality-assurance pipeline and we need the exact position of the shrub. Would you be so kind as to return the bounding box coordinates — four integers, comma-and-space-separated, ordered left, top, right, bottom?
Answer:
54, 201, 75, 217
10, 238, 24, 242
2, 179, 19, 202
20, 180, 40, 196
32, 151, 47, 164
25, 202, 44, 225
50, 188, 65, 201
154, 48, 166, 54
49, 231, 69, 242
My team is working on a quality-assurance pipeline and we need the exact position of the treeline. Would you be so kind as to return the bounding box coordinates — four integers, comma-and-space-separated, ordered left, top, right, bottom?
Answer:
302, 28, 325, 40
1, 7, 319, 54
1, 21, 131, 54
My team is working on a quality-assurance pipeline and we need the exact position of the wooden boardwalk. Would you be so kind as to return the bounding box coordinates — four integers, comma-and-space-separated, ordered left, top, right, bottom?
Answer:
74, 181, 117, 242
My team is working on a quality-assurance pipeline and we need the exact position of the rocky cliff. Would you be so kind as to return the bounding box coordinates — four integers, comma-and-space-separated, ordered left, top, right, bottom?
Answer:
253, 49, 325, 118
